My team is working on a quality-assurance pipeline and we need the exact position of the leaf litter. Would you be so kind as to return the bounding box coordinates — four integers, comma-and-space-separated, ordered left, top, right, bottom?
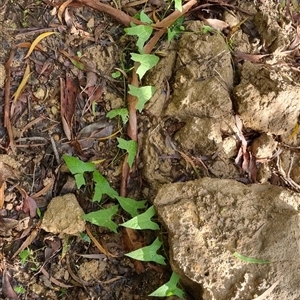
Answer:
1, 0, 300, 299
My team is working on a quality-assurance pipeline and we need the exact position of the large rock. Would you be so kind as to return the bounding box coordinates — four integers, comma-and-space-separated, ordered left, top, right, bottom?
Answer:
234, 61, 300, 138
166, 21, 233, 120
154, 178, 300, 300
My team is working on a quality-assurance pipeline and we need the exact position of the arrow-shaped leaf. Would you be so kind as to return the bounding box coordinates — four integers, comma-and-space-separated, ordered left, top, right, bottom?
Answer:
149, 272, 184, 298
117, 138, 137, 168
125, 25, 153, 54
106, 108, 129, 124
121, 206, 159, 230
139, 10, 153, 24
63, 155, 95, 188
63, 155, 95, 174
125, 237, 166, 265
131, 53, 159, 80
82, 205, 119, 233
93, 170, 118, 201
128, 85, 155, 112
116, 196, 147, 217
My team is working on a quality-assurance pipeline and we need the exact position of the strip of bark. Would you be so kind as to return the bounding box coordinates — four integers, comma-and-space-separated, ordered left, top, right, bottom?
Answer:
74, 0, 143, 26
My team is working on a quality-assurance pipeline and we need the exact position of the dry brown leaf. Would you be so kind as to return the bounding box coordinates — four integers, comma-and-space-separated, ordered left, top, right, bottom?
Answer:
177, 150, 201, 178
4, 49, 16, 152
12, 221, 41, 259
15, 41, 46, 52
15, 185, 37, 218
203, 18, 229, 31
0, 181, 5, 209
233, 51, 269, 63
40, 266, 73, 288
64, 7, 74, 27
58, 0, 73, 24
2, 268, 19, 300
77, 121, 114, 140
12, 64, 31, 102
24, 32, 58, 58
289, 26, 300, 50
60, 76, 78, 140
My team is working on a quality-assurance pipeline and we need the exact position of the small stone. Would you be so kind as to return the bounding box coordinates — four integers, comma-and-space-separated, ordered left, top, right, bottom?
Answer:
222, 136, 237, 157
41, 194, 86, 235
251, 133, 277, 159
51, 106, 58, 115
6, 203, 13, 210
33, 87, 45, 100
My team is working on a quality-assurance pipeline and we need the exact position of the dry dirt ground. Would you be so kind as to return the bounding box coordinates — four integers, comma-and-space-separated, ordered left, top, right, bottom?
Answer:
1, 0, 300, 299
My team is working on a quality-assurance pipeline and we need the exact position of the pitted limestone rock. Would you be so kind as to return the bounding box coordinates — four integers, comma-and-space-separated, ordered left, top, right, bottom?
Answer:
154, 178, 300, 300
234, 61, 300, 139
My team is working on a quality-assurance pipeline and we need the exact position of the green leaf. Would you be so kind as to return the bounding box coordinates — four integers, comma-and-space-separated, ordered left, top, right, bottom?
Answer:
19, 249, 31, 264
167, 16, 184, 42
80, 232, 91, 243
93, 170, 118, 201
117, 138, 137, 168
202, 25, 214, 34
125, 237, 166, 265
63, 154, 93, 187
106, 108, 129, 124
131, 53, 159, 80
121, 205, 160, 230
63, 155, 95, 174
140, 10, 153, 24
125, 25, 153, 53
128, 85, 156, 112
82, 205, 119, 233
175, 0, 182, 11
14, 286, 26, 294
116, 196, 147, 217
74, 173, 86, 189
111, 71, 121, 79
149, 272, 184, 298
70, 57, 85, 70
233, 252, 271, 264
